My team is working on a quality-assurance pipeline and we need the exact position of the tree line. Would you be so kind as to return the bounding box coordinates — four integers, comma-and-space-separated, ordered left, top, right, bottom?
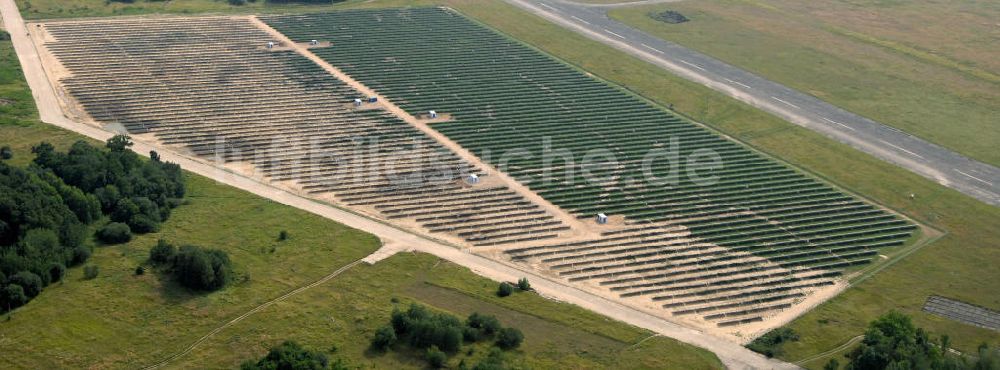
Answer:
0, 136, 185, 312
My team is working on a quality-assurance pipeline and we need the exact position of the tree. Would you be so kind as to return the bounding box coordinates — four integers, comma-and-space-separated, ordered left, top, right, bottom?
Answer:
149, 150, 160, 162
106, 134, 133, 152
97, 222, 132, 244
240, 341, 330, 370
517, 277, 531, 291
371, 325, 397, 351
496, 327, 523, 350
844, 311, 969, 370
111, 198, 139, 224
496, 282, 514, 297
426, 345, 447, 368
172, 245, 232, 291
0, 145, 11, 160
278, 230, 289, 241
8, 271, 43, 298
149, 239, 176, 265
135, 266, 145, 275
1, 284, 27, 311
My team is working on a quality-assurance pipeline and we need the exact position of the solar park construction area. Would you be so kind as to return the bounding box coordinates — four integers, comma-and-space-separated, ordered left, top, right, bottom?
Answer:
29, 7, 918, 340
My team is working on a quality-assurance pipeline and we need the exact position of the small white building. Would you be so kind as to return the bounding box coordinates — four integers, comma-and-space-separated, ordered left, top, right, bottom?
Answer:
353, 98, 363, 106
596, 213, 608, 224
428, 110, 438, 119
266, 41, 275, 49
310, 39, 319, 46
466, 174, 480, 185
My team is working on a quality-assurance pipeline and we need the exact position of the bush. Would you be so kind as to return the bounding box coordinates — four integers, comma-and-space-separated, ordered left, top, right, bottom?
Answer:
390, 303, 463, 352
83, 265, 100, 280
371, 325, 397, 351
1, 284, 27, 310
47, 263, 66, 283
97, 222, 132, 244
517, 277, 531, 291
278, 230, 289, 241
172, 245, 232, 291
467, 312, 501, 337
72, 245, 91, 265
471, 347, 507, 370
746, 327, 798, 358
240, 341, 331, 370
135, 266, 145, 275
824, 358, 839, 370
0, 146, 11, 160
496, 327, 523, 350
496, 282, 514, 297
9, 271, 43, 298
149, 239, 176, 265
426, 345, 447, 368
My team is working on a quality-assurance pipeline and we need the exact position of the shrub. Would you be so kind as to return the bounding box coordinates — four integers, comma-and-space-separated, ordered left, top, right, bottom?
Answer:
149, 239, 176, 265
467, 312, 501, 337
517, 277, 531, 291
496, 282, 513, 297
97, 222, 132, 244
278, 230, 289, 241
0, 145, 11, 160
240, 341, 330, 370
371, 325, 396, 351
129, 214, 160, 233
824, 358, 839, 370
47, 263, 66, 283
471, 347, 507, 370
172, 245, 232, 291
83, 265, 100, 280
72, 245, 91, 265
496, 327, 523, 350
390, 303, 463, 352
9, 271, 43, 298
426, 345, 447, 368
1, 284, 27, 310
135, 266, 145, 276
746, 327, 799, 358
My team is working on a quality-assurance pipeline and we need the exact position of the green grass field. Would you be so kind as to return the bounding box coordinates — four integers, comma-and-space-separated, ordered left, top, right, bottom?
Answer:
608, 0, 1000, 167
5, 0, 1000, 367
0, 34, 723, 368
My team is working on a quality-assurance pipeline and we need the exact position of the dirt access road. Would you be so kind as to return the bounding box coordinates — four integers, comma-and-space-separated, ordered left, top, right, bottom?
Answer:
0, 1, 797, 368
